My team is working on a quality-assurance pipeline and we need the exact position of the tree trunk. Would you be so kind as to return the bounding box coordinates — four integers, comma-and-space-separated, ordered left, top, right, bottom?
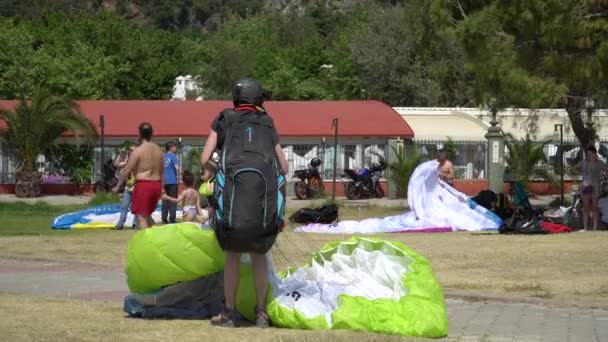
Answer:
565, 101, 594, 149
15, 166, 41, 198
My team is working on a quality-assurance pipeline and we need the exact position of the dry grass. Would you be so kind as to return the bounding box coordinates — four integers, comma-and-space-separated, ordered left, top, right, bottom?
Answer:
1, 204, 607, 303
0, 231, 135, 264
0, 293, 422, 342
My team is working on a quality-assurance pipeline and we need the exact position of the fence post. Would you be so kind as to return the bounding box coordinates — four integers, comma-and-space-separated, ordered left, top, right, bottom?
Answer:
484, 106, 505, 194
99, 114, 105, 169
387, 139, 402, 199
331, 118, 339, 200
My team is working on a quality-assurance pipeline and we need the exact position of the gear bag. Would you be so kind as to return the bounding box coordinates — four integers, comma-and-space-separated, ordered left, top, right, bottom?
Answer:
289, 204, 339, 224
499, 211, 547, 235
212, 108, 286, 253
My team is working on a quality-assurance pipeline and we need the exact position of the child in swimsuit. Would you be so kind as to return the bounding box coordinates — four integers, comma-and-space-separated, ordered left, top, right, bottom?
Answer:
162, 171, 206, 223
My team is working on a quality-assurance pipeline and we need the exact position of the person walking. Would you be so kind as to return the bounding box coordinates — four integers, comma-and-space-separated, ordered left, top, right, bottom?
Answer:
162, 141, 180, 224
115, 122, 164, 229
113, 144, 140, 230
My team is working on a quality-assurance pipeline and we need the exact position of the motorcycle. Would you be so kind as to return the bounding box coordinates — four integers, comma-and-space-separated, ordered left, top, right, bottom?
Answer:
343, 160, 386, 200
293, 157, 325, 200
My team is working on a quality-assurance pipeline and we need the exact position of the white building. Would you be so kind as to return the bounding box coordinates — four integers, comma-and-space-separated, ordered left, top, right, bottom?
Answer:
394, 107, 608, 142
172, 75, 203, 101
394, 107, 608, 179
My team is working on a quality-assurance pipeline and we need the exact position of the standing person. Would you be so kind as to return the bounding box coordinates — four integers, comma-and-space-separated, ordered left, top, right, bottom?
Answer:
113, 147, 129, 183
162, 171, 206, 223
201, 78, 288, 328
437, 149, 455, 186
576, 145, 608, 231
162, 141, 180, 224
113, 144, 140, 230
115, 122, 164, 229
199, 151, 219, 218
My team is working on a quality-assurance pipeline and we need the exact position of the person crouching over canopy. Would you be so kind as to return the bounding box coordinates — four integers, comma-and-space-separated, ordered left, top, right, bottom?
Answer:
437, 149, 455, 185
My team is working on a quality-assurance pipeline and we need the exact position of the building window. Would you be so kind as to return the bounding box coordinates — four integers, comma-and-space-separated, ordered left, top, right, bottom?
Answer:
342, 144, 358, 171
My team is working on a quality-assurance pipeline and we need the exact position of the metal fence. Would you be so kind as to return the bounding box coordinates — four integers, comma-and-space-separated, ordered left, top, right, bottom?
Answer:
0, 142, 389, 184
411, 138, 608, 180
4, 138, 605, 184
0, 143, 129, 184
283, 143, 387, 180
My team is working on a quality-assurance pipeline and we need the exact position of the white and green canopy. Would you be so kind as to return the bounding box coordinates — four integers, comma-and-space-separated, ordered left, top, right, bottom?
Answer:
126, 224, 448, 338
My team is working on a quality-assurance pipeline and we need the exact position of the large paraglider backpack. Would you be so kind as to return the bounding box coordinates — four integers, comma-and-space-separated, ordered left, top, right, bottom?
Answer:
212, 108, 286, 250
289, 204, 339, 224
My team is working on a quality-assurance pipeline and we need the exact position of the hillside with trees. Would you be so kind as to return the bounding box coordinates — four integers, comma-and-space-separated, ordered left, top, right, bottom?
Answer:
0, 0, 607, 145
0, 0, 473, 105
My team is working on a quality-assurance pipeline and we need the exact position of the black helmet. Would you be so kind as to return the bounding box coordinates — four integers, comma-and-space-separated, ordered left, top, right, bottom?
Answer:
310, 157, 322, 168
371, 160, 386, 172
233, 77, 265, 107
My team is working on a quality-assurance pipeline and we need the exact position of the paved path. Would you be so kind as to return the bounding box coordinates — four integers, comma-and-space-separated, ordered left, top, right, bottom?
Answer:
0, 194, 92, 205
0, 256, 605, 341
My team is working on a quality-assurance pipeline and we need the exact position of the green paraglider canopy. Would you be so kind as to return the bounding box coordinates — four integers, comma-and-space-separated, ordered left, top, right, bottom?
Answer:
125, 224, 259, 321
126, 225, 225, 294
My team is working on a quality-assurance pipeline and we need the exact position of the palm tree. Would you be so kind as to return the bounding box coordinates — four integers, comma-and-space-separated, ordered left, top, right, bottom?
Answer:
504, 133, 555, 190
0, 87, 97, 197
386, 145, 427, 198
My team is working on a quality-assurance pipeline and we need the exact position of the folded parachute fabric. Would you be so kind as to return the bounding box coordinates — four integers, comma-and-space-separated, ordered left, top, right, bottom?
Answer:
51, 203, 185, 229
125, 223, 261, 321
295, 160, 501, 234
123, 275, 225, 319
124, 224, 448, 338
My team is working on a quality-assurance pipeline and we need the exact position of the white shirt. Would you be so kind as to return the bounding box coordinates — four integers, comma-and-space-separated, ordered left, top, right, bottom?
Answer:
598, 197, 608, 223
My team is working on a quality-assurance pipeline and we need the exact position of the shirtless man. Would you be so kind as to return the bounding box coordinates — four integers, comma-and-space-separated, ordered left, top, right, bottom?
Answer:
437, 149, 455, 185
114, 122, 164, 229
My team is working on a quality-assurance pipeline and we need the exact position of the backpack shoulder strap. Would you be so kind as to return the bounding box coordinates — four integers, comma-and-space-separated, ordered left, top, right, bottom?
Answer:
221, 109, 241, 127
223, 108, 274, 128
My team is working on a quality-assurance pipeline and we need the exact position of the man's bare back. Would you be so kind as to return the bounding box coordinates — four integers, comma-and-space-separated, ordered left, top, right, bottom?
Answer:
438, 160, 454, 182
132, 141, 164, 181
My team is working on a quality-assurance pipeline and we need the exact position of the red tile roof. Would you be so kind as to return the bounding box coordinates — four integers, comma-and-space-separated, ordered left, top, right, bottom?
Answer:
0, 100, 414, 138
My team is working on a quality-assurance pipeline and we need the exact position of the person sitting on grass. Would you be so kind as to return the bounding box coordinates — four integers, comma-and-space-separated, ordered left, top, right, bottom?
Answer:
162, 171, 206, 223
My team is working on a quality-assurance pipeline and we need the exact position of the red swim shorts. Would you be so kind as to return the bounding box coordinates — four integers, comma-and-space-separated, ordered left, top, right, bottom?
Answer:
131, 180, 162, 216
